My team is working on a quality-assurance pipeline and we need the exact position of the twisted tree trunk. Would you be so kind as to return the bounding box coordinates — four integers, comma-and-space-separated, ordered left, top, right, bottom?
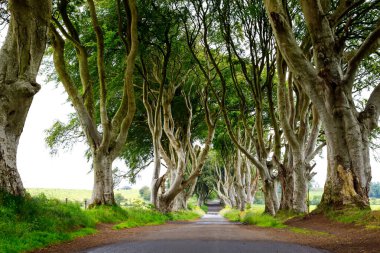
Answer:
50, 0, 138, 206
265, 0, 380, 210
0, 0, 51, 195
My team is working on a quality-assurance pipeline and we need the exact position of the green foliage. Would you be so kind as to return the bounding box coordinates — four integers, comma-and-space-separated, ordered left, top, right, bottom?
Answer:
323, 207, 380, 229
114, 193, 126, 205
114, 208, 204, 230
370, 182, 380, 198
309, 195, 322, 205
86, 205, 129, 224
200, 205, 208, 213
325, 208, 373, 224
0, 193, 96, 253
139, 186, 151, 201
44, 114, 82, 155
242, 211, 285, 228
113, 207, 168, 229
166, 211, 199, 221
220, 207, 285, 228
0, 191, 204, 253
220, 208, 241, 222
167, 207, 205, 221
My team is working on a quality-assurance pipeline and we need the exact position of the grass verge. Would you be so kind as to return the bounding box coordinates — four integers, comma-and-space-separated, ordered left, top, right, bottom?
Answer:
220, 206, 285, 227
323, 207, 380, 229
0, 193, 96, 253
220, 206, 324, 232
0, 192, 204, 253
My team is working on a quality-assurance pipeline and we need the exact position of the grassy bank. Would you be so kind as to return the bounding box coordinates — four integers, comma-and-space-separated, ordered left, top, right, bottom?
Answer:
0, 193, 203, 253
222, 204, 380, 231
324, 208, 380, 229
220, 206, 286, 228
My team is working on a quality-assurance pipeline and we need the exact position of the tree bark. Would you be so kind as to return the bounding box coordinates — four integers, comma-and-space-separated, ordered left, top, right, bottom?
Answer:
90, 151, 115, 206
293, 154, 308, 212
319, 105, 372, 209
262, 176, 279, 215
172, 191, 188, 211
0, 0, 51, 195
264, 0, 379, 210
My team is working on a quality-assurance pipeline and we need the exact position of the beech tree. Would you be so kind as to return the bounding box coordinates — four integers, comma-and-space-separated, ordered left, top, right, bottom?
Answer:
138, 0, 217, 212
274, 54, 326, 213
0, 0, 51, 195
49, 0, 138, 206
184, 0, 281, 215
213, 132, 259, 210
142, 63, 216, 212
264, 0, 380, 209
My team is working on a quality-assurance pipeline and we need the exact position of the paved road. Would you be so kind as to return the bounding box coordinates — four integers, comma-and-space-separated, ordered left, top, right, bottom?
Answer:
83, 209, 329, 253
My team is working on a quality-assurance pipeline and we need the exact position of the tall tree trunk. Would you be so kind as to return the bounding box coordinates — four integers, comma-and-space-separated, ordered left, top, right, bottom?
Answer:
280, 177, 294, 211
276, 147, 294, 211
0, 133, 24, 195
265, 0, 380, 210
0, 0, 51, 195
235, 148, 246, 211
150, 137, 161, 206
90, 151, 115, 206
293, 153, 308, 212
262, 179, 279, 215
320, 108, 371, 208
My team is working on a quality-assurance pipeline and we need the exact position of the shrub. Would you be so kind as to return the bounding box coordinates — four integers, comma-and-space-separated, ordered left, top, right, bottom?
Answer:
139, 186, 151, 201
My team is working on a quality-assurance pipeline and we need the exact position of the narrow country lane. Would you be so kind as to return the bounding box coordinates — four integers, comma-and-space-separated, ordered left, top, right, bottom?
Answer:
82, 205, 330, 253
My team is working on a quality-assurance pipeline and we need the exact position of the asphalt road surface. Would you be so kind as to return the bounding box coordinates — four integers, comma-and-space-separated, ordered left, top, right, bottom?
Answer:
83, 206, 330, 253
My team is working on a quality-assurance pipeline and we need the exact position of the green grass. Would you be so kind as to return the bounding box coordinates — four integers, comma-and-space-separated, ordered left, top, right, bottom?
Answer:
220, 208, 241, 222
0, 192, 204, 253
114, 207, 204, 230
0, 193, 96, 253
86, 205, 129, 223
220, 206, 285, 228
289, 227, 329, 236
167, 207, 205, 221
324, 207, 380, 228
242, 210, 285, 228
113, 207, 168, 229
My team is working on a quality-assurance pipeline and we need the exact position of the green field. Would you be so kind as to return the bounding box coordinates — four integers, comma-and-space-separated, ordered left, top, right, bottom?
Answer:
26, 188, 142, 206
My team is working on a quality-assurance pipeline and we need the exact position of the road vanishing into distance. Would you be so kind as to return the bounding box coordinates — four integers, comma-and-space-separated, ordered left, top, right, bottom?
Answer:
82, 204, 330, 253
